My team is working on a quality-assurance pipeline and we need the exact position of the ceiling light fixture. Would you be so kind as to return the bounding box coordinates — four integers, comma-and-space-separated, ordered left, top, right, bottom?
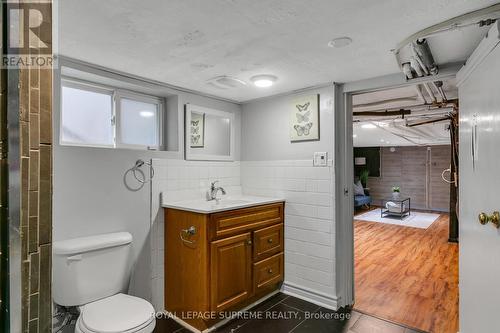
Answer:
251, 75, 278, 88
328, 37, 352, 48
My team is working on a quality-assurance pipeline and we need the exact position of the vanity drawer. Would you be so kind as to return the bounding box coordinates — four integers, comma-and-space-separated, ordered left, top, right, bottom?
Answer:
253, 224, 284, 261
210, 203, 283, 239
253, 253, 284, 293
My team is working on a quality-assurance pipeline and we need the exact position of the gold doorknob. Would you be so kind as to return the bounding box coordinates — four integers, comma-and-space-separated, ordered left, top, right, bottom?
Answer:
478, 211, 500, 228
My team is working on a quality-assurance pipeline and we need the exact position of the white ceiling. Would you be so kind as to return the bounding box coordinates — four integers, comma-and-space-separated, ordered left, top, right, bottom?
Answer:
353, 120, 451, 147
58, 0, 498, 102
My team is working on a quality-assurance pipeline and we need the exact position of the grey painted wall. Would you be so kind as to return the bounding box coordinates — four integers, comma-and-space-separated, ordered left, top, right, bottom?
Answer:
366, 145, 451, 211
241, 85, 334, 161
53, 62, 242, 302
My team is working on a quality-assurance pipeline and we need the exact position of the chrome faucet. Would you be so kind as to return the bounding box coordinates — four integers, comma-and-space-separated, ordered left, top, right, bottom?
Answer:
208, 181, 226, 202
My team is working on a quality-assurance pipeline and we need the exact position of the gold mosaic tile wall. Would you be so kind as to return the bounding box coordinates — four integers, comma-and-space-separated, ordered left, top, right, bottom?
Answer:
0, 44, 8, 332
19, 65, 53, 333
20, 66, 52, 332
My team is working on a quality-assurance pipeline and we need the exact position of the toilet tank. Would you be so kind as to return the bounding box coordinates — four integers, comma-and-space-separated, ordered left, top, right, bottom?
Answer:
53, 232, 133, 306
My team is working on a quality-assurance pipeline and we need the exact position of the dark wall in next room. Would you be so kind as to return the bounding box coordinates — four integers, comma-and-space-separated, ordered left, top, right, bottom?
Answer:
365, 145, 451, 212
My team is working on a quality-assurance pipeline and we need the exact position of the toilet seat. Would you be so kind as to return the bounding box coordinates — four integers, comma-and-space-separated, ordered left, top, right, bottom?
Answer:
76, 293, 156, 333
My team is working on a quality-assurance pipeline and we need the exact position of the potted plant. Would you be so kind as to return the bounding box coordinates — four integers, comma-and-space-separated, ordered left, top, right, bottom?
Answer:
392, 186, 400, 199
359, 169, 369, 188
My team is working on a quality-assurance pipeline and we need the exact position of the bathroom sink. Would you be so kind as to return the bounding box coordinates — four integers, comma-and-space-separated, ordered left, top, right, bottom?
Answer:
162, 195, 284, 214
213, 198, 252, 206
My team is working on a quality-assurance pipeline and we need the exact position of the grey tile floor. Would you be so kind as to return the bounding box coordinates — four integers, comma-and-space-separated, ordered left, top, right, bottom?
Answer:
155, 293, 426, 333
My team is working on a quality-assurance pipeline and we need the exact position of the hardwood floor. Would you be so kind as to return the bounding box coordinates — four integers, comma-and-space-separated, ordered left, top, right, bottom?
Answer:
354, 211, 458, 333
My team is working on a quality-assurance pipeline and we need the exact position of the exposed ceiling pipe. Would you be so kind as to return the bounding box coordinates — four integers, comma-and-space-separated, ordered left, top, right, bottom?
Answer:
353, 97, 419, 109
406, 116, 450, 127
413, 39, 438, 75
354, 108, 454, 122
422, 82, 437, 104
409, 50, 438, 103
353, 109, 411, 117
402, 62, 414, 79
410, 57, 424, 77
411, 43, 430, 76
433, 81, 447, 102
415, 84, 427, 104
353, 102, 455, 115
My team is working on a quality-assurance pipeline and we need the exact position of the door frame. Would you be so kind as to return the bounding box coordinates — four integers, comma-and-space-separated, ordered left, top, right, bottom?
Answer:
333, 63, 461, 307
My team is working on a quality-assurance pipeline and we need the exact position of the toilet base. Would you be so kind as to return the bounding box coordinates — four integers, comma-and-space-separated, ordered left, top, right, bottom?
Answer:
75, 315, 156, 333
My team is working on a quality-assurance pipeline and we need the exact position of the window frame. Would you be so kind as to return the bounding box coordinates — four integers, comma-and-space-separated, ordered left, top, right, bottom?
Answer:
60, 77, 164, 150
115, 90, 163, 151
60, 79, 116, 148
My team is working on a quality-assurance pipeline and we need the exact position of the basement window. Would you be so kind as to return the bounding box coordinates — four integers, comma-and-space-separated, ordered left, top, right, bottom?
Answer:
60, 79, 163, 150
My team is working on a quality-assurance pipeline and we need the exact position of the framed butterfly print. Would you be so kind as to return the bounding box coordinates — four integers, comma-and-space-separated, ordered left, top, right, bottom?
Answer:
290, 94, 320, 142
190, 112, 205, 148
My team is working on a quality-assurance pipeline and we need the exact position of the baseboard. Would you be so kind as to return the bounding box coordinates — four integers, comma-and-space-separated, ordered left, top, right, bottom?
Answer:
281, 282, 338, 310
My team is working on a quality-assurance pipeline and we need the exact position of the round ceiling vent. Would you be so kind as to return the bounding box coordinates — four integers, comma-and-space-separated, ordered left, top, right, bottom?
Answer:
328, 37, 353, 48
206, 75, 247, 90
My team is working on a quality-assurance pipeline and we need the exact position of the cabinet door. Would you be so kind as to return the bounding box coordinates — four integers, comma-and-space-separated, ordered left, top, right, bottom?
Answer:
210, 233, 252, 312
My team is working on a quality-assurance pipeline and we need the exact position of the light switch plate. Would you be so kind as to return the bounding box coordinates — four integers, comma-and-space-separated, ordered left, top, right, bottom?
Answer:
313, 152, 328, 167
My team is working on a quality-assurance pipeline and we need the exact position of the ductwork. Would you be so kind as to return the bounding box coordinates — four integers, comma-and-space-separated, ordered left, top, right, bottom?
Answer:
402, 62, 413, 79
403, 38, 439, 81
414, 39, 438, 75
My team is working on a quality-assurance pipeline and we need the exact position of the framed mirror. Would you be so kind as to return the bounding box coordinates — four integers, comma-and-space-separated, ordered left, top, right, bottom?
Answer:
185, 104, 235, 161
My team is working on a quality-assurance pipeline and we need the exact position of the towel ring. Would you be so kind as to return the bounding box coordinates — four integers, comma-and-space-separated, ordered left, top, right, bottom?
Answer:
132, 159, 155, 184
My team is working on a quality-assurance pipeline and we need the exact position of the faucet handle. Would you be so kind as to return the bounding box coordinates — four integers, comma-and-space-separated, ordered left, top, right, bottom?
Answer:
211, 180, 219, 188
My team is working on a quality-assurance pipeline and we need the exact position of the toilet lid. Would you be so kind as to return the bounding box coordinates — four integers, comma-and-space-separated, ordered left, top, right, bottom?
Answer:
81, 294, 155, 333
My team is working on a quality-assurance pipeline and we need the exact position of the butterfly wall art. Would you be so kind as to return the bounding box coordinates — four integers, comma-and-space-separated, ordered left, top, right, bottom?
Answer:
190, 112, 205, 148
290, 94, 319, 142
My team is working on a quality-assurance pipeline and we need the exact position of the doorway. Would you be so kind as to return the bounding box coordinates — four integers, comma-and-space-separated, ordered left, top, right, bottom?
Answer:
349, 84, 459, 332
333, 68, 461, 333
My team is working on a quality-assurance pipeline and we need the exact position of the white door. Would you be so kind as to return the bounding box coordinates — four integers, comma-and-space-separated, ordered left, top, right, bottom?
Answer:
458, 21, 500, 333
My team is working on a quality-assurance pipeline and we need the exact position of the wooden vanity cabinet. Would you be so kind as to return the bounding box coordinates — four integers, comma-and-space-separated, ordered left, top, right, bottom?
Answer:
165, 202, 284, 330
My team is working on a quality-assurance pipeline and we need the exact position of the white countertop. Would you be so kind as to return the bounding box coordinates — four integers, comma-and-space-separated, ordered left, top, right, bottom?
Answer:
162, 195, 285, 214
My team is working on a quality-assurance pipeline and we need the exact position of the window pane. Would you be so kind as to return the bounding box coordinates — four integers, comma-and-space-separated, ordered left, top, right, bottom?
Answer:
61, 85, 114, 146
118, 98, 159, 147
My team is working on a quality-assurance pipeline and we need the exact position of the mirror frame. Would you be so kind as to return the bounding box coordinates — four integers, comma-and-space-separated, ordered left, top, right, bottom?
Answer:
185, 104, 235, 161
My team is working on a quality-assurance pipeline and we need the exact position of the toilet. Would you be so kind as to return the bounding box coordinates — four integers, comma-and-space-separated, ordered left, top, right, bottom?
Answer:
53, 232, 156, 333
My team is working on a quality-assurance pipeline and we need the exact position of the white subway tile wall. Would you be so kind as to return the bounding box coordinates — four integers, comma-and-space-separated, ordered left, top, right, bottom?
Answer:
241, 160, 336, 299
150, 158, 242, 310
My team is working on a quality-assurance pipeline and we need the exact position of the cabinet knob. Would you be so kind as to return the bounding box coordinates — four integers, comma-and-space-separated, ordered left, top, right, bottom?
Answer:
247, 240, 252, 245
268, 269, 273, 274
268, 238, 273, 244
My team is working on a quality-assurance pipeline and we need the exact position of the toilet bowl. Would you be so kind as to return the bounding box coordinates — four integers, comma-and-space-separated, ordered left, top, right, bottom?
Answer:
75, 294, 155, 333
53, 232, 156, 333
